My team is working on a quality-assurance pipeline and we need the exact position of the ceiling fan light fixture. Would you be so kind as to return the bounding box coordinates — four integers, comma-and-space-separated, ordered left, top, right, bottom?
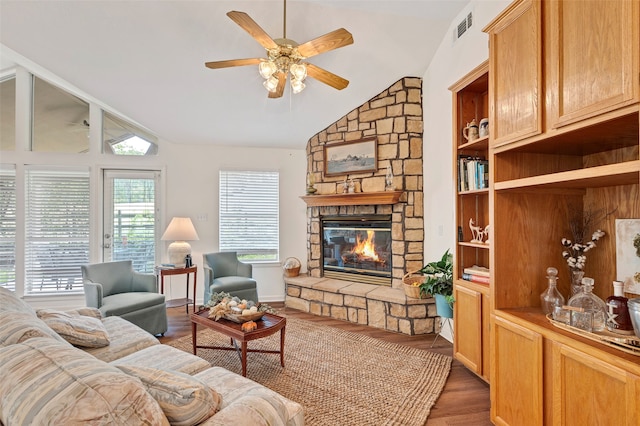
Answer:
290, 78, 306, 94
290, 63, 307, 80
263, 75, 279, 92
258, 60, 277, 79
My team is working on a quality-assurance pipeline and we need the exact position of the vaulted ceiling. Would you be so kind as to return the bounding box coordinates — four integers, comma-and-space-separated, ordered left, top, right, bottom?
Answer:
0, 0, 469, 149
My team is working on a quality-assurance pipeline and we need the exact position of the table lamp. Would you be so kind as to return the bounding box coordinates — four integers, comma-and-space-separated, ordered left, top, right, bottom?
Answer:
161, 217, 199, 266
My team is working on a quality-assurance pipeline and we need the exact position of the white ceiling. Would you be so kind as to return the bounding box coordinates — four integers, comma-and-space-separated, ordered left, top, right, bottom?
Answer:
0, 0, 469, 149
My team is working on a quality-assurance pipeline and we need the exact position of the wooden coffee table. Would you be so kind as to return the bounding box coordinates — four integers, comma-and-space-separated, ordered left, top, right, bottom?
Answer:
190, 309, 286, 377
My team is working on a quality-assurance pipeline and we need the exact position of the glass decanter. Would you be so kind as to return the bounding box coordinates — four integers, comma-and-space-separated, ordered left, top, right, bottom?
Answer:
540, 267, 565, 315
567, 277, 607, 332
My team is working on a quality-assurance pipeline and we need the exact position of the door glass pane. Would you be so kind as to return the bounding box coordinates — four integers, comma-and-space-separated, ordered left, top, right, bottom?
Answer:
0, 76, 16, 151
105, 171, 158, 273
32, 77, 90, 153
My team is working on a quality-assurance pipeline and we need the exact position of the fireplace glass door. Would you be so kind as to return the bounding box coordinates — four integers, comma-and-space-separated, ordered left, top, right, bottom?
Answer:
321, 215, 392, 285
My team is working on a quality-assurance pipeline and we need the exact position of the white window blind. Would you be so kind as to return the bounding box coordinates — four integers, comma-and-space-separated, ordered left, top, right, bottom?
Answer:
25, 168, 90, 294
0, 166, 16, 290
219, 170, 279, 262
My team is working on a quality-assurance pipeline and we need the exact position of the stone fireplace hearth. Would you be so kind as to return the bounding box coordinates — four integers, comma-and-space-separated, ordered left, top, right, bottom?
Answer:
284, 77, 440, 336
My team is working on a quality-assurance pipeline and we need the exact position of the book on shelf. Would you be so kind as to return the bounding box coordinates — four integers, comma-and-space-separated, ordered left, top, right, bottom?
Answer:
462, 273, 490, 284
463, 265, 490, 277
458, 156, 488, 192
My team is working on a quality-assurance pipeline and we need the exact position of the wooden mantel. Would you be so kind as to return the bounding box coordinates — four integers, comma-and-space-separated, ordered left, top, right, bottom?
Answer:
300, 191, 403, 207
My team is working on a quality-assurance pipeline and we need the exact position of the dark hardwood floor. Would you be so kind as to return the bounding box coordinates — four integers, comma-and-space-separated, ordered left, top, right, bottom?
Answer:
159, 304, 492, 425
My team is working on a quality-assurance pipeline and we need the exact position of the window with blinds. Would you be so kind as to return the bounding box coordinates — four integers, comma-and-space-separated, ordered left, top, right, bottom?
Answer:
219, 170, 279, 262
25, 167, 90, 294
0, 166, 16, 290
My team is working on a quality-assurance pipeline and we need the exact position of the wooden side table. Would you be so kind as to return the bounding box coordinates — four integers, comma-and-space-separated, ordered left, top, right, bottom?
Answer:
156, 265, 197, 313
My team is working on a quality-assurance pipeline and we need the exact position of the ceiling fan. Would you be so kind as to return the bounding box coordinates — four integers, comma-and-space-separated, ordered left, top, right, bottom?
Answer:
204, 0, 353, 98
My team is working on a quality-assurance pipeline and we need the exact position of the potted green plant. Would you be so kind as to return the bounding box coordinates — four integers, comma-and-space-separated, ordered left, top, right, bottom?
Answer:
419, 249, 454, 318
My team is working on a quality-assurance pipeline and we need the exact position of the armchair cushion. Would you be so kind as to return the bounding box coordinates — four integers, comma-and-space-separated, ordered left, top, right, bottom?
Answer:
101, 292, 166, 317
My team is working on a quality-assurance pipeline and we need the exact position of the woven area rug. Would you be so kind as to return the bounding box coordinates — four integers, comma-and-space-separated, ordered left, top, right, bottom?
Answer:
167, 318, 452, 425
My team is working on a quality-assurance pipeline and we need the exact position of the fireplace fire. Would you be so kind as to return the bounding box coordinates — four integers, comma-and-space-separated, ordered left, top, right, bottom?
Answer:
321, 215, 392, 286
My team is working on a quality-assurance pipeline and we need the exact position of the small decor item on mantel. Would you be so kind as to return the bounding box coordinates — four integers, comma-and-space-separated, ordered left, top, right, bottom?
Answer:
385, 165, 395, 191
306, 172, 317, 195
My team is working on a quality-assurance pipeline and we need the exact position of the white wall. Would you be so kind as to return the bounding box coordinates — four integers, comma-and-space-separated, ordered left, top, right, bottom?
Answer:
422, 0, 510, 341
159, 142, 308, 305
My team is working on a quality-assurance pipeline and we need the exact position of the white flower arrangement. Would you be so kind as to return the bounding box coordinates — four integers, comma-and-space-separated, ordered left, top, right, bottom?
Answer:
561, 229, 605, 270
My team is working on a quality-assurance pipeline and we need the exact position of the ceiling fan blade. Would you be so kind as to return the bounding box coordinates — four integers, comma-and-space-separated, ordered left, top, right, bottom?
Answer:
205, 58, 263, 69
296, 28, 354, 58
227, 11, 279, 50
268, 72, 286, 99
306, 63, 349, 90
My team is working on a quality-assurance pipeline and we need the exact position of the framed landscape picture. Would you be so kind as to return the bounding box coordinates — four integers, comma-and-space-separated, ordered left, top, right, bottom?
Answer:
324, 137, 377, 177
616, 219, 640, 295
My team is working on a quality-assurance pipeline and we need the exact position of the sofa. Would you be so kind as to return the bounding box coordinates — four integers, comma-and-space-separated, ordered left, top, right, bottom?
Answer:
0, 287, 304, 425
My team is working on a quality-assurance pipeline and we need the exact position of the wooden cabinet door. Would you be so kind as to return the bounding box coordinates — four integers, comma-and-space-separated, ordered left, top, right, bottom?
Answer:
546, 0, 640, 128
453, 283, 483, 375
486, 0, 542, 148
491, 316, 543, 426
551, 343, 639, 425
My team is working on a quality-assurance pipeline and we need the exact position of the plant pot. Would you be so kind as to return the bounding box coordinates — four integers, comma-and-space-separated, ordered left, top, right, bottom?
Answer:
434, 293, 453, 318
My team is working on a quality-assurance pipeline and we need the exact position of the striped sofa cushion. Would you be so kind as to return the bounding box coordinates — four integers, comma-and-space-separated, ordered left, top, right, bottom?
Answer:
111, 344, 211, 376
0, 311, 69, 347
117, 365, 221, 426
195, 367, 304, 426
84, 316, 159, 362
0, 337, 169, 426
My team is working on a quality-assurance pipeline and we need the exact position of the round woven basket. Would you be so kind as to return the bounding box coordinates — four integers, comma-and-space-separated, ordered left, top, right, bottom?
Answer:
283, 257, 301, 277
402, 271, 428, 299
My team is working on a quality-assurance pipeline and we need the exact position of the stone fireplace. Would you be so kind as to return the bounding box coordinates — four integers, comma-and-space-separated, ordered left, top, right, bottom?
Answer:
284, 77, 440, 336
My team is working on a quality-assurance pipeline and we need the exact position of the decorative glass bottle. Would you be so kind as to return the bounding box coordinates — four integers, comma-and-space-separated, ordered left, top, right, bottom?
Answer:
605, 280, 634, 335
540, 267, 565, 315
570, 269, 585, 297
567, 277, 607, 332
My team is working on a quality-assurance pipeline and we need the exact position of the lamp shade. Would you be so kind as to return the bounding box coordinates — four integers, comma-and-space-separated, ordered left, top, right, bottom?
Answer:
161, 217, 199, 241
161, 217, 199, 266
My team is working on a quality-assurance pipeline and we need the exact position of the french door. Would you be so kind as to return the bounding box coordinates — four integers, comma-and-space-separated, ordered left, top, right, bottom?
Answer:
103, 170, 160, 273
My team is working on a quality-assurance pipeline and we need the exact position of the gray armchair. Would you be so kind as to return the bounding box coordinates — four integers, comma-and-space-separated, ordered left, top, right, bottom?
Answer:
203, 252, 258, 304
81, 260, 167, 336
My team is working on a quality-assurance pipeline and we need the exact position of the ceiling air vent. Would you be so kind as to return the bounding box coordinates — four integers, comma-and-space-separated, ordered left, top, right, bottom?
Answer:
454, 12, 473, 41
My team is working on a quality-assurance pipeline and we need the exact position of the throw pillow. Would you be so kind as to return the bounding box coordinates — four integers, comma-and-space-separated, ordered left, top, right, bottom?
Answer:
116, 365, 221, 426
37, 309, 110, 348
0, 337, 168, 426
65, 306, 103, 319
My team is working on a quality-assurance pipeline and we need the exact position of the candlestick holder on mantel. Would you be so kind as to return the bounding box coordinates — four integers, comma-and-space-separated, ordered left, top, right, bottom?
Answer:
300, 190, 403, 207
